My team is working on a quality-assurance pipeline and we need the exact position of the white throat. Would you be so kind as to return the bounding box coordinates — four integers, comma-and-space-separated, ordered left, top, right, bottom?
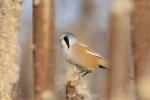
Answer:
68, 37, 77, 47
61, 37, 77, 60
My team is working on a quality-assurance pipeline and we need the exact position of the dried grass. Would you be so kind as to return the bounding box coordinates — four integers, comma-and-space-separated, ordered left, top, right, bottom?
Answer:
0, 0, 22, 99
65, 68, 94, 100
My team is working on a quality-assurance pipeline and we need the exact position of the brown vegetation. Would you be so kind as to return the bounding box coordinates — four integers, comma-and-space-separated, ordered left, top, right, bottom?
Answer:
0, 0, 149, 100
131, 0, 150, 100
0, 0, 23, 100
65, 68, 92, 100
107, 1, 132, 100
33, 0, 55, 100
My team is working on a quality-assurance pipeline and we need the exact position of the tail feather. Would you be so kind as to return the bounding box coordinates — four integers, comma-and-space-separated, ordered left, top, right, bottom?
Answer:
99, 65, 108, 69
98, 58, 108, 69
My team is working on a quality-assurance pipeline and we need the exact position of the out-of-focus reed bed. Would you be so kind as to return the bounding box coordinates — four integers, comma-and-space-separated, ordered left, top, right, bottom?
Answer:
0, 0, 23, 100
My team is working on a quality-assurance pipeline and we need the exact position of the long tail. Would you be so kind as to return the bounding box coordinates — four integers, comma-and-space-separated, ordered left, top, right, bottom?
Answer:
99, 65, 108, 69
98, 58, 108, 69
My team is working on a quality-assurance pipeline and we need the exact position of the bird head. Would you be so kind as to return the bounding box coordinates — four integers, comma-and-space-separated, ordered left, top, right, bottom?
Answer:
60, 32, 78, 49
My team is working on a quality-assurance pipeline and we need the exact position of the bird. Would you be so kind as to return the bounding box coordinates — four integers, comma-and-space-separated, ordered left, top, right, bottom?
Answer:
60, 32, 108, 77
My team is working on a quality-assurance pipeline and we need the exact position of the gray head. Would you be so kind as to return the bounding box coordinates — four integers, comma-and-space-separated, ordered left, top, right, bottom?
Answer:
60, 32, 78, 49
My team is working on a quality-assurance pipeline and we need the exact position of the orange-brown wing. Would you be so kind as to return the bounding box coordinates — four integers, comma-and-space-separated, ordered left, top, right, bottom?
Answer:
70, 43, 106, 71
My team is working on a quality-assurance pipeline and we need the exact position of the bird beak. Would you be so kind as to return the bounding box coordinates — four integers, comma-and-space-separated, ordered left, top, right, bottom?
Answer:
59, 37, 63, 42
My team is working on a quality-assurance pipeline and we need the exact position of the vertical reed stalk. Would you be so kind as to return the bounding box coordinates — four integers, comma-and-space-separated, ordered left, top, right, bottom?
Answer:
131, 0, 150, 100
33, 0, 55, 99
107, 1, 132, 100
0, 0, 23, 99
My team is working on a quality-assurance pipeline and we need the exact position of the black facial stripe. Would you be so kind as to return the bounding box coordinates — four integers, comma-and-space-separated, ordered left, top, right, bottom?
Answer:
64, 36, 70, 48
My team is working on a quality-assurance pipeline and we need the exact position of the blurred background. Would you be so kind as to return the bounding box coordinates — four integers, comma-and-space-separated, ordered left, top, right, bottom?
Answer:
18, 0, 150, 100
